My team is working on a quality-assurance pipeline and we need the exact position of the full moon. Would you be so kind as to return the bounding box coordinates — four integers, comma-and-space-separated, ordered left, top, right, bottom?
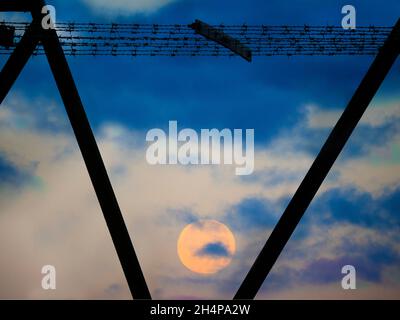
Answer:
177, 220, 236, 274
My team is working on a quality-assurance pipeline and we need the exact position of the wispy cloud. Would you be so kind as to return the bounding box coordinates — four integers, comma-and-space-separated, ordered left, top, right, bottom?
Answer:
82, 0, 178, 16
305, 99, 400, 129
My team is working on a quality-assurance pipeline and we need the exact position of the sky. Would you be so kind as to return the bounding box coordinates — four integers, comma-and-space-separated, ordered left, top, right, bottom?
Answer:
0, 0, 399, 299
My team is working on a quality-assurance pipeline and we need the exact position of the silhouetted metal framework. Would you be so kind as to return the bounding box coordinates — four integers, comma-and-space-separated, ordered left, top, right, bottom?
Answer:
235, 18, 400, 300
0, 0, 151, 299
0, 0, 399, 300
189, 19, 252, 61
0, 21, 397, 57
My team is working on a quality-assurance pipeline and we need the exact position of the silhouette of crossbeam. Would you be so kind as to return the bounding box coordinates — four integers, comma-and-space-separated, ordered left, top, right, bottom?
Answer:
0, 22, 394, 57
0, 0, 399, 301
189, 19, 252, 61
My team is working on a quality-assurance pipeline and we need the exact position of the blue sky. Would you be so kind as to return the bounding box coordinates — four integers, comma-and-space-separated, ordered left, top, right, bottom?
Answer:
0, 0, 399, 299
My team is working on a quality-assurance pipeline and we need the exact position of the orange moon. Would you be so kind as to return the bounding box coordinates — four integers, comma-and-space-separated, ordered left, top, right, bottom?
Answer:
177, 220, 236, 274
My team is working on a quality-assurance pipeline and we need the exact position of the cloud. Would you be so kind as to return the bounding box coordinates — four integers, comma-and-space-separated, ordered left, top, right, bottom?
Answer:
0, 94, 275, 299
82, 0, 178, 16
252, 220, 400, 298
0, 93, 399, 299
299, 255, 387, 284
267, 98, 400, 198
196, 242, 231, 258
258, 282, 400, 300
305, 99, 400, 129
225, 197, 280, 231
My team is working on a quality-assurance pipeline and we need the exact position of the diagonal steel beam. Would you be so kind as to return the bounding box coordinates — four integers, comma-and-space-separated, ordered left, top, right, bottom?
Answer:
0, 0, 151, 299
234, 18, 400, 300
41, 30, 152, 299
0, 23, 39, 104
27, 0, 151, 299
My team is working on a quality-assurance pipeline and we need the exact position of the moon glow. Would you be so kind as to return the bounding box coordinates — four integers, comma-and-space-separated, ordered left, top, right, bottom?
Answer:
177, 220, 236, 274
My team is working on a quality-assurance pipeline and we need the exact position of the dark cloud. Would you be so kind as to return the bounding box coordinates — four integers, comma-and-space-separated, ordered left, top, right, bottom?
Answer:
308, 188, 400, 229
196, 241, 231, 258
224, 197, 280, 231
300, 253, 396, 284
104, 283, 123, 295
0, 157, 26, 186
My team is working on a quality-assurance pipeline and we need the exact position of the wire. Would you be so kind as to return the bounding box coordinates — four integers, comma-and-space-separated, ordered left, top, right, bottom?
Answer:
0, 21, 396, 57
